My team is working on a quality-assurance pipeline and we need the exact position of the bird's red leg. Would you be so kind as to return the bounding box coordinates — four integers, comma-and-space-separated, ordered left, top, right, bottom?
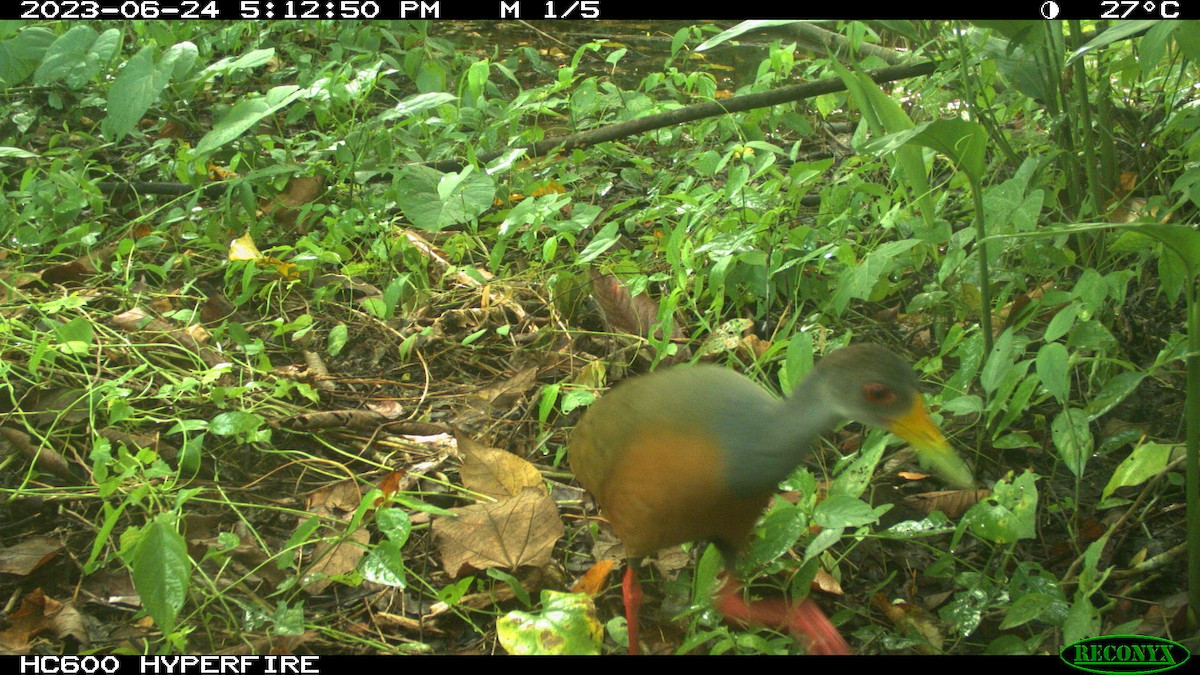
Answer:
622, 559, 643, 655
714, 576, 850, 655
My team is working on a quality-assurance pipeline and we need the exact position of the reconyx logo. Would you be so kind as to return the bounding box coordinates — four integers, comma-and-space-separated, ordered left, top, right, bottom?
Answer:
1061, 636, 1190, 674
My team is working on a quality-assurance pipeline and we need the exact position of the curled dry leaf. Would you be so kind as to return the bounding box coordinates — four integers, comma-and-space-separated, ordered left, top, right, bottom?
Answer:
0, 589, 89, 654
903, 489, 991, 519
571, 560, 615, 596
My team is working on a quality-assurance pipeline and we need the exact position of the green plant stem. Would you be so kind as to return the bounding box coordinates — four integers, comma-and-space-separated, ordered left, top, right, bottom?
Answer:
972, 182, 994, 360
1187, 277, 1199, 628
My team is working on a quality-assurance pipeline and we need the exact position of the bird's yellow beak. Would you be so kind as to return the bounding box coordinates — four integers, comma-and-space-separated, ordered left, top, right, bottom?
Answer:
887, 396, 975, 489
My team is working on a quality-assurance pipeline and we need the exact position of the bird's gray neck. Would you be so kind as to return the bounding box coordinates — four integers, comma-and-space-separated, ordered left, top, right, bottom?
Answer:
722, 370, 844, 498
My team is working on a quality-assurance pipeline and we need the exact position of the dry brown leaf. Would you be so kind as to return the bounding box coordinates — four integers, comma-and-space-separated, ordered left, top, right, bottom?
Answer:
304, 528, 370, 594
260, 175, 326, 228
279, 410, 388, 431
589, 271, 662, 338
303, 480, 370, 593
0, 426, 77, 482
432, 486, 564, 577
474, 366, 539, 409
812, 569, 843, 596
870, 593, 944, 653
0, 589, 88, 654
903, 489, 991, 519
572, 560, 615, 596
41, 245, 116, 285
456, 433, 545, 499
0, 536, 61, 576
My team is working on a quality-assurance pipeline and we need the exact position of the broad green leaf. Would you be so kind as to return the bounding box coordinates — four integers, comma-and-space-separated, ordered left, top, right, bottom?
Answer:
833, 61, 935, 225
696, 20, 801, 51
391, 165, 496, 231
1052, 408, 1093, 477
1085, 371, 1146, 420
1036, 342, 1069, 404
1066, 20, 1159, 65
377, 92, 458, 122
209, 410, 265, 436
1000, 592, 1058, 630
577, 221, 620, 263
103, 46, 165, 142
194, 85, 304, 156
360, 540, 406, 588
862, 118, 986, 182
831, 239, 920, 314
815, 495, 880, 529
34, 26, 121, 88
742, 502, 807, 572
497, 590, 603, 655
201, 47, 275, 78
980, 329, 1015, 395
127, 514, 191, 632
965, 471, 1039, 543
1100, 442, 1173, 502
1044, 303, 1079, 342
0, 27, 56, 86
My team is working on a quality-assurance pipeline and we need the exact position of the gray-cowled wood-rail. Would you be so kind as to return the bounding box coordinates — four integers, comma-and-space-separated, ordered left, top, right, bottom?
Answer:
569, 343, 972, 655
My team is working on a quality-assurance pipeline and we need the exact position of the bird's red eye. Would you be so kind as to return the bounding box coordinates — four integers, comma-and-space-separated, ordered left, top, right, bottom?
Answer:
863, 383, 895, 404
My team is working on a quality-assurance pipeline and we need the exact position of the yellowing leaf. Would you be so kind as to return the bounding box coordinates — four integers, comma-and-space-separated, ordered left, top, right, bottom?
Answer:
229, 232, 262, 261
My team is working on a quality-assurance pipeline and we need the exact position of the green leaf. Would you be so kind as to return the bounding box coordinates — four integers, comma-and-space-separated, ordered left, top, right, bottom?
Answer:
964, 471, 1039, 543
831, 239, 920, 314
360, 539, 406, 588
0, 27, 57, 86
829, 434, 886, 498
1035, 342, 1069, 404
194, 85, 304, 156
1052, 408, 1093, 478
126, 514, 191, 632
980, 329, 1015, 395
103, 47, 163, 142
34, 26, 121, 88
813, 495, 879, 529
377, 92, 458, 122
1066, 20, 1158, 65
696, 20, 801, 51
497, 590, 603, 655
392, 165, 496, 232
375, 508, 411, 545
1100, 442, 1173, 502
327, 324, 348, 356
1043, 303, 1079, 342
1085, 371, 1147, 420
577, 221, 620, 263
742, 502, 808, 572
862, 118, 986, 182
1000, 592, 1057, 630
209, 411, 265, 436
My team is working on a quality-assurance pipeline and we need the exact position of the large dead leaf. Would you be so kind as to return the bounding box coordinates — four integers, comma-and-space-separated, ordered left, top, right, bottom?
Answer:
433, 487, 564, 576
302, 480, 370, 593
0, 589, 88, 654
0, 536, 62, 576
456, 433, 545, 499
